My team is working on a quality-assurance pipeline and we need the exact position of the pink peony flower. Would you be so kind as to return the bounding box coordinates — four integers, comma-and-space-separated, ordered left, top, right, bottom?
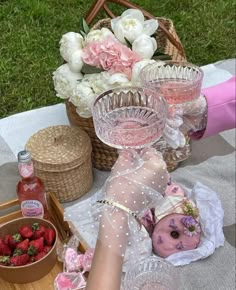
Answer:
82, 36, 141, 79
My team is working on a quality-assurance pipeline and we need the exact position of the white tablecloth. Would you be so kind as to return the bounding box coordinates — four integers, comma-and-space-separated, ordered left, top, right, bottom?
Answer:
0, 59, 235, 290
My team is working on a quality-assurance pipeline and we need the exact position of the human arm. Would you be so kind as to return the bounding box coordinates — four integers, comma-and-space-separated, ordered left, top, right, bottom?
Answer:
85, 149, 169, 290
85, 212, 127, 290
197, 76, 236, 139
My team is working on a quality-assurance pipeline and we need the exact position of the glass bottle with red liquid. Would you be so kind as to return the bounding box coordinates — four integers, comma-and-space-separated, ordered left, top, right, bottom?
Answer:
17, 150, 48, 219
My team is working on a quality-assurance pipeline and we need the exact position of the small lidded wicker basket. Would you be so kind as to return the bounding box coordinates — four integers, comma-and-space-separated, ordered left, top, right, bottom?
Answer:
26, 125, 93, 203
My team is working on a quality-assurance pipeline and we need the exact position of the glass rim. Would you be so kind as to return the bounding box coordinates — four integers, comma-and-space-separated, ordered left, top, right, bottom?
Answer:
91, 86, 169, 128
140, 61, 204, 89
91, 86, 168, 118
91, 86, 168, 149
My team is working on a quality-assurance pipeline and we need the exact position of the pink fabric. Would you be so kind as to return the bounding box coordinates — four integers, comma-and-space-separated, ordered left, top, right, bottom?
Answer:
193, 76, 236, 139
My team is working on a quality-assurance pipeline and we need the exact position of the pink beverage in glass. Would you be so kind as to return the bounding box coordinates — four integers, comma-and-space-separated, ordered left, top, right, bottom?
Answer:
159, 79, 197, 105
17, 150, 48, 219
140, 61, 204, 105
92, 87, 167, 150
101, 107, 163, 148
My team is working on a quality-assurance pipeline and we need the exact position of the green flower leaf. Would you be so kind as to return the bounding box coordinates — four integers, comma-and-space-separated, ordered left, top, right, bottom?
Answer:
124, 37, 132, 49
82, 18, 90, 34
79, 17, 90, 35
80, 30, 87, 38
81, 64, 104, 74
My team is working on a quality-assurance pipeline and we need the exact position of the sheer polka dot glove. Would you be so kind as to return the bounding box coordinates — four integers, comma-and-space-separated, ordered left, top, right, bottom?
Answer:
105, 148, 169, 213
97, 148, 169, 255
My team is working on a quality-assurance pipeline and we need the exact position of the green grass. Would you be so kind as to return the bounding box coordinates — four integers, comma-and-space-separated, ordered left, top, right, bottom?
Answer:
0, 0, 235, 118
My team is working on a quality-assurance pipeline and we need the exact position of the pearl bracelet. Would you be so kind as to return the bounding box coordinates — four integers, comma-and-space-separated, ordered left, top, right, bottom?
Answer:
96, 199, 142, 227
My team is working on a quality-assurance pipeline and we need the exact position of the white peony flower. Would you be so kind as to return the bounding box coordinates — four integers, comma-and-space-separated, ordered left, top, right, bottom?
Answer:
69, 71, 132, 118
70, 79, 96, 118
52, 64, 83, 99
85, 28, 116, 44
83, 72, 131, 94
93, 71, 131, 91
107, 72, 131, 88
112, 15, 143, 44
68, 50, 84, 73
59, 32, 84, 62
131, 59, 157, 85
83, 73, 109, 94
111, 9, 158, 44
143, 19, 159, 36
121, 9, 145, 23
132, 34, 157, 59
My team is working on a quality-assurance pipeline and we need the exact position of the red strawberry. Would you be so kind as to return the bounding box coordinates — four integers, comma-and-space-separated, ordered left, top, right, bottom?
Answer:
28, 237, 44, 255
0, 256, 10, 266
3, 235, 11, 246
16, 239, 29, 253
0, 239, 11, 256
32, 223, 46, 239
19, 225, 33, 239
34, 251, 47, 261
10, 254, 30, 266
4, 233, 21, 249
43, 245, 52, 254
44, 228, 56, 246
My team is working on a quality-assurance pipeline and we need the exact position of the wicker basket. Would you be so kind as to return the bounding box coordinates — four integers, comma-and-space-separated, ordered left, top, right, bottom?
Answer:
66, 0, 187, 171
65, 100, 118, 170
26, 126, 93, 203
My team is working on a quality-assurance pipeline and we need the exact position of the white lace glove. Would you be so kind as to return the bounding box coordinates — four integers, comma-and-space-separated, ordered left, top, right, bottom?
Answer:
97, 148, 169, 256
163, 110, 186, 149
180, 94, 208, 135
162, 95, 207, 148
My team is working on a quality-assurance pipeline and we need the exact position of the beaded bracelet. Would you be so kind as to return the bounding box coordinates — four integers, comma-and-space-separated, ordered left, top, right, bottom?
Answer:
96, 199, 142, 227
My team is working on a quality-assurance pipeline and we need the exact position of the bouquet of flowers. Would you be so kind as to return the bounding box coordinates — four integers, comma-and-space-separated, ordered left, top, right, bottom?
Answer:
53, 8, 169, 118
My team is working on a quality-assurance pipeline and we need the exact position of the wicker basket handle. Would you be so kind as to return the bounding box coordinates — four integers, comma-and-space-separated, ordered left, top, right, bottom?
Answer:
85, 0, 185, 57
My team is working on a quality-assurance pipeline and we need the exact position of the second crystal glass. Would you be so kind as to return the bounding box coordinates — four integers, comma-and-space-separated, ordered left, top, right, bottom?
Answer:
139, 61, 204, 169
91, 87, 167, 150
139, 61, 203, 105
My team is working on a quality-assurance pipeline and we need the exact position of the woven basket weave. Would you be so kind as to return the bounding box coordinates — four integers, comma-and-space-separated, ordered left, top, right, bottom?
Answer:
26, 125, 93, 203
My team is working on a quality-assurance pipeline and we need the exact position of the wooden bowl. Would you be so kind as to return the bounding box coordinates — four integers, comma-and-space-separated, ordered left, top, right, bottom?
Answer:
0, 217, 58, 284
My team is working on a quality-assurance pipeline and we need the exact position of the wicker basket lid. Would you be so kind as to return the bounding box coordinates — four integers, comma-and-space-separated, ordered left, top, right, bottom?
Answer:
26, 125, 92, 172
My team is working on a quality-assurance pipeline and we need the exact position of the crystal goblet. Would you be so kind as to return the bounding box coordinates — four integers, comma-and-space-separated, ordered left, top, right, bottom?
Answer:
91, 87, 168, 150
139, 61, 204, 169
123, 256, 181, 290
